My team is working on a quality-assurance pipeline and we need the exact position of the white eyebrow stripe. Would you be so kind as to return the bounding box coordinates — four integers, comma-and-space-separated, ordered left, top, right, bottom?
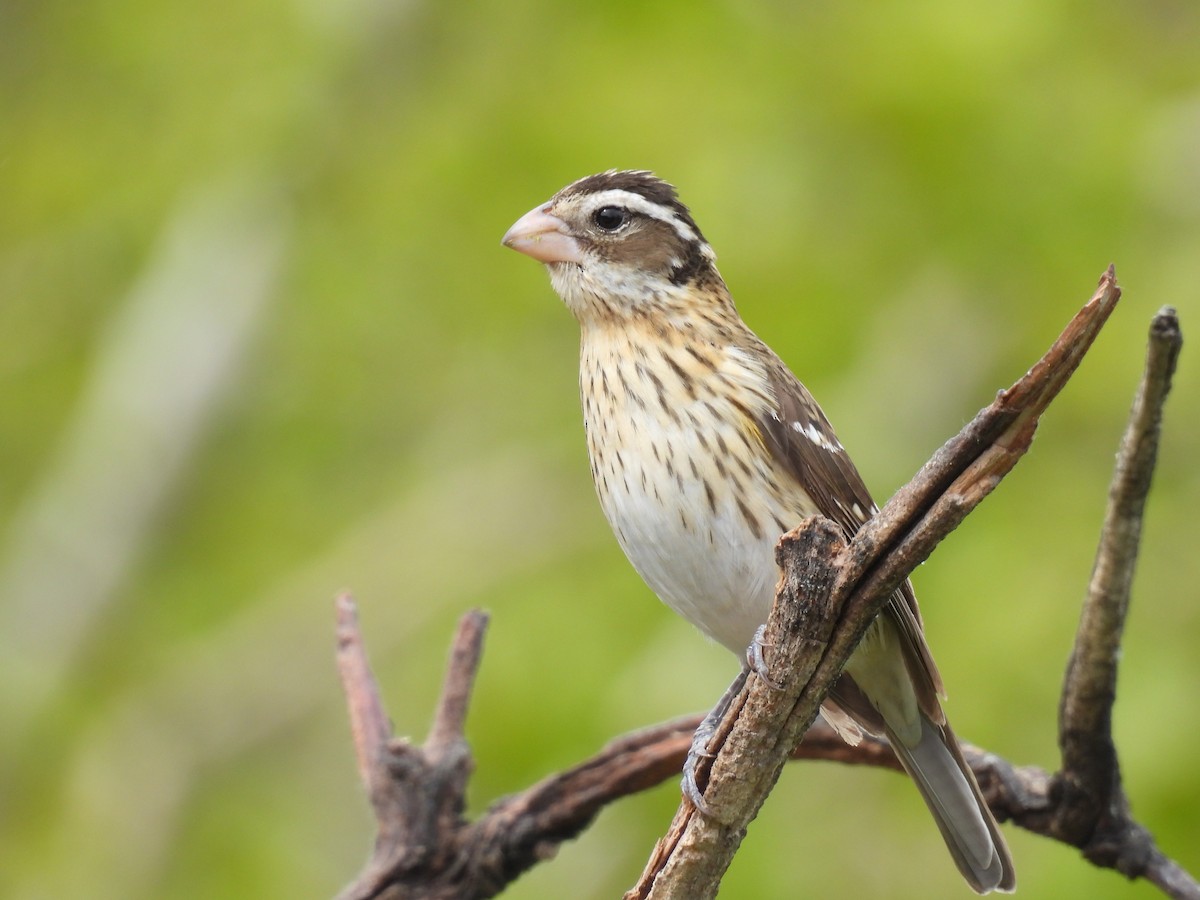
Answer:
582, 189, 700, 243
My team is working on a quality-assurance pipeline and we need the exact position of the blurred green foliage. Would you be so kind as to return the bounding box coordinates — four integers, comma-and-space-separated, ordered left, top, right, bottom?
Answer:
1, 0, 1197, 897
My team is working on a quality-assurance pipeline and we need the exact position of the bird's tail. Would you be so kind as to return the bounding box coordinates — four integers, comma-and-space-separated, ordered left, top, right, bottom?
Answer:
887, 716, 1016, 894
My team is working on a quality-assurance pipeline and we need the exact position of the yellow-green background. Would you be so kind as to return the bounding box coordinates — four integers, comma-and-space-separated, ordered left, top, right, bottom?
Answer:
2, 1, 1197, 897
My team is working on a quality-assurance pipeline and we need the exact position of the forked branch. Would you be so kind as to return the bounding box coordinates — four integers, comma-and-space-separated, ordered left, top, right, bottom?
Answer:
335, 272, 1196, 900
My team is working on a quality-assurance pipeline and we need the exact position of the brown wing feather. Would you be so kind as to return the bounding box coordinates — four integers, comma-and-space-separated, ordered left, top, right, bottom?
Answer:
754, 353, 946, 718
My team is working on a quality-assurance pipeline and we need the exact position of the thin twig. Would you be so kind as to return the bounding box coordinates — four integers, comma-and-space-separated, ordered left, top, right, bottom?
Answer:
336, 592, 392, 788
1051, 307, 1192, 896
427, 610, 489, 755
837, 265, 1121, 632
1058, 306, 1181, 814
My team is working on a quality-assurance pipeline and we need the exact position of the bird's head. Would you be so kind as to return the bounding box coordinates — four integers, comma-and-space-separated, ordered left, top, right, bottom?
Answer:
503, 170, 723, 322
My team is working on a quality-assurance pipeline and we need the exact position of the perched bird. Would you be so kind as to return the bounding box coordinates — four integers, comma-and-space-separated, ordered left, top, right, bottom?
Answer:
502, 170, 1015, 894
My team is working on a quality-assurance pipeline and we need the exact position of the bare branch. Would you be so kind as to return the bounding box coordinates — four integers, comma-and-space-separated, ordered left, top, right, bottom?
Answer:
427, 609, 488, 755
336, 592, 393, 789
838, 264, 1121, 629
1051, 307, 1192, 896
628, 520, 846, 900
335, 606, 488, 900
1058, 306, 1181, 815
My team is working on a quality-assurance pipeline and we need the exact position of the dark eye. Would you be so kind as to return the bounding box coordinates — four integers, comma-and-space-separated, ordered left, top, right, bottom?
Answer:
593, 206, 629, 232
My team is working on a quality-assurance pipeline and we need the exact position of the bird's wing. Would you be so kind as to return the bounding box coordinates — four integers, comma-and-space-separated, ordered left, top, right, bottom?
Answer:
755, 357, 946, 716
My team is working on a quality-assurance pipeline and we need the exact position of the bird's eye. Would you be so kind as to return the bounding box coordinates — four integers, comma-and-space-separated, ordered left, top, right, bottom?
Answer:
593, 206, 629, 232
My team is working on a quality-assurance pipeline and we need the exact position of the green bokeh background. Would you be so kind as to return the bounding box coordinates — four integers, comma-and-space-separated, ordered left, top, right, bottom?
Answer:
2, 1, 1197, 897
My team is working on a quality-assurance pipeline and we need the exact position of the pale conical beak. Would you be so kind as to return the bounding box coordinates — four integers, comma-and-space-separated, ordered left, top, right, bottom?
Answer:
502, 205, 583, 264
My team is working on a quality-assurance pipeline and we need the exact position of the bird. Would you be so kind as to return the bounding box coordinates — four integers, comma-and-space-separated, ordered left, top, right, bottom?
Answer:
501, 170, 1015, 894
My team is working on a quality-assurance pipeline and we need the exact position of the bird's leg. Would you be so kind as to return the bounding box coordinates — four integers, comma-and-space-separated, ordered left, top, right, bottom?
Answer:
683, 626, 788, 813
682, 666, 749, 814
747, 623, 783, 689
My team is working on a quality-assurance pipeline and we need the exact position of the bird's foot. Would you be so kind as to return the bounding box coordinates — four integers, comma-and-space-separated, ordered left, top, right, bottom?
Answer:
681, 733, 714, 815
747, 624, 783, 689
681, 667, 749, 815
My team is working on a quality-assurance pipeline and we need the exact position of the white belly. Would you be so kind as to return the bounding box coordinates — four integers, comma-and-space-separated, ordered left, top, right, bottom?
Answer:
580, 339, 811, 654
603, 478, 780, 655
